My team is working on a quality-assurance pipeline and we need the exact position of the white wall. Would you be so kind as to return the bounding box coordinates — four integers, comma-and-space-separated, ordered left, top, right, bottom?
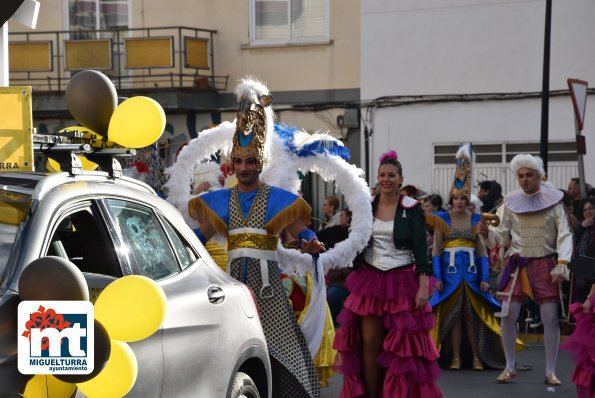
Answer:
361, 0, 595, 194
367, 96, 595, 194
362, 0, 595, 98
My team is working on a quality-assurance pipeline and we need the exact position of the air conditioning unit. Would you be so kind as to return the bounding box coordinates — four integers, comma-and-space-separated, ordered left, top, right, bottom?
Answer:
336, 108, 360, 129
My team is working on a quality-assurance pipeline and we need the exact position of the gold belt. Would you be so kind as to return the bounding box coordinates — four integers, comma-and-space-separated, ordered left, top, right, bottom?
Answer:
444, 238, 474, 249
228, 232, 278, 251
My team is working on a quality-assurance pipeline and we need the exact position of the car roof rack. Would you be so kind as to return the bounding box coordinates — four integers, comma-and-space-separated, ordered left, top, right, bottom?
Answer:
34, 142, 92, 176
86, 148, 137, 178
33, 132, 136, 178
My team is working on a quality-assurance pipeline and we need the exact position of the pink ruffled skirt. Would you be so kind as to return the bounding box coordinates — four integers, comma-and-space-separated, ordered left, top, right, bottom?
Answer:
333, 265, 443, 398
561, 302, 595, 398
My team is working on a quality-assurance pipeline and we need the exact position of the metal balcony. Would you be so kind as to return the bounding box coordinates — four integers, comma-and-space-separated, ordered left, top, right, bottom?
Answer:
8, 26, 228, 93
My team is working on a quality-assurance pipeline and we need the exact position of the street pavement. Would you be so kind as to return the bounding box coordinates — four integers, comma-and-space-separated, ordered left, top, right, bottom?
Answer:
321, 343, 577, 397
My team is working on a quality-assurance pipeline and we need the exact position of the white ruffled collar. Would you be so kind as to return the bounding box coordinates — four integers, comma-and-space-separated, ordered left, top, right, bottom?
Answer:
504, 186, 563, 214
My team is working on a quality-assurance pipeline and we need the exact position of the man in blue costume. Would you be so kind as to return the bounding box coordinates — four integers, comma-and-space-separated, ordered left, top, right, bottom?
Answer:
188, 78, 324, 398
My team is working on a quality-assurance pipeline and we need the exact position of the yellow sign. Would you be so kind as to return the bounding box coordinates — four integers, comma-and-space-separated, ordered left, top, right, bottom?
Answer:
125, 37, 173, 68
0, 87, 33, 172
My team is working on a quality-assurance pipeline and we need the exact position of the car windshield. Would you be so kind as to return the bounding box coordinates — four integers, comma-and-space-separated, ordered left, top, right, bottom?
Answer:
0, 190, 31, 278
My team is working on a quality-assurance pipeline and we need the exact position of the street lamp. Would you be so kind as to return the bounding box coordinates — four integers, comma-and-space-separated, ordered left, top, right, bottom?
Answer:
539, 0, 552, 176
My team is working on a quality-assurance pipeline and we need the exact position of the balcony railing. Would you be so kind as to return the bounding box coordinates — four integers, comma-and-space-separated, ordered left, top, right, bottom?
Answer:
8, 26, 228, 92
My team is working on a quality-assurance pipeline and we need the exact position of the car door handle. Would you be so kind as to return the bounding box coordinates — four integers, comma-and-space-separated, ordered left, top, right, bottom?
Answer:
207, 286, 225, 304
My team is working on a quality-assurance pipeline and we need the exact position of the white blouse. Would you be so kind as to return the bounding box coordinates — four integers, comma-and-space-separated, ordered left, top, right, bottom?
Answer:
364, 218, 415, 271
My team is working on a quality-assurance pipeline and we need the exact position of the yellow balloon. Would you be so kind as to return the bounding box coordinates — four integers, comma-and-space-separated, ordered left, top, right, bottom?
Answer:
76, 340, 138, 398
24, 374, 77, 398
94, 275, 166, 342
107, 96, 165, 148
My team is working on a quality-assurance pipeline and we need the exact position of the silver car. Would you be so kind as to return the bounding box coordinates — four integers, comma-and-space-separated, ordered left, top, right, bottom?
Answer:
0, 170, 271, 397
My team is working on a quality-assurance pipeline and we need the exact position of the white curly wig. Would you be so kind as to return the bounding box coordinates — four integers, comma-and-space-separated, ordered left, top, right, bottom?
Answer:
510, 154, 545, 178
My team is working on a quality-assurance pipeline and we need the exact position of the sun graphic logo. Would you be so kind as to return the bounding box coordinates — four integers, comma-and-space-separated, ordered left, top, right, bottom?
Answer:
17, 301, 94, 375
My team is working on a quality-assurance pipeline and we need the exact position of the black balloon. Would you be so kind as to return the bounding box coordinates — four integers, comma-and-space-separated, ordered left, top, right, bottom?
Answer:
18, 256, 89, 301
0, 293, 20, 357
65, 70, 117, 136
55, 319, 111, 383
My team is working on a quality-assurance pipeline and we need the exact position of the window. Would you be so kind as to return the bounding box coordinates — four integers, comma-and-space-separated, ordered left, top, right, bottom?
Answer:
0, 190, 30, 279
160, 216, 198, 270
505, 142, 578, 162
47, 208, 121, 278
250, 0, 329, 45
104, 199, 180, 281
433, 141, 578, 165
432, 141, 580, 200
67, 0, 129, 33
66, 0, 130, 84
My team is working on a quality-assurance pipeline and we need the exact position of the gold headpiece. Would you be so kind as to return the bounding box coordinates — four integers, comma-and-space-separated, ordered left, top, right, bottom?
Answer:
231, 78, 274, 171
449, 143, 473, 201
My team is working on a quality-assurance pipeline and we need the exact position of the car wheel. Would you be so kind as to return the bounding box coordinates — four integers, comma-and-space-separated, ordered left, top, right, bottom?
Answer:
230, 371, 260, 398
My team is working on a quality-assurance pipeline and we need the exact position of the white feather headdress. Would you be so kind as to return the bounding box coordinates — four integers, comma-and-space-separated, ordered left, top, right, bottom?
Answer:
233, 77, 275, 170
449, 143, 475, 200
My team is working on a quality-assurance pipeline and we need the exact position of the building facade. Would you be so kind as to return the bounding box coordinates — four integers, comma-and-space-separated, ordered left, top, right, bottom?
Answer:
361, 0, 595, 198
8, 0, 361, 216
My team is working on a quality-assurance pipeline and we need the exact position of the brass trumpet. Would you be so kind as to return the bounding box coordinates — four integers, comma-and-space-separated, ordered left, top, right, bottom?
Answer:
480, 212, 500, 227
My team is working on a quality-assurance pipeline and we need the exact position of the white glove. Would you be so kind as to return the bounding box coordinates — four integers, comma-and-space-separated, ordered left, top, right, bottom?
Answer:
550, 263, 570, 281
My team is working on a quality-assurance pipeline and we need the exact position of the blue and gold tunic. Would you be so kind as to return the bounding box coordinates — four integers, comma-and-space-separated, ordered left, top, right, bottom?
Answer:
429, 212, 499, 308
427, 211, 526, 368
189, 183, 320, 397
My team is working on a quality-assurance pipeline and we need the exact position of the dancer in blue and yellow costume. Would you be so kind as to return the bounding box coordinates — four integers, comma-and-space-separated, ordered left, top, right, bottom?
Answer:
192, 165, 337, 389
428, 144, 526, 371
187, 78, 330, 398
166, 77, 373, 398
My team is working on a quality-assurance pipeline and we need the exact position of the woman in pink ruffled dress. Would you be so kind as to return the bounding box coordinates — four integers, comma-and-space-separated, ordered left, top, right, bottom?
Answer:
333, 151, 442, 398
562, 283, 595, 398
562, 198, 595, 398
